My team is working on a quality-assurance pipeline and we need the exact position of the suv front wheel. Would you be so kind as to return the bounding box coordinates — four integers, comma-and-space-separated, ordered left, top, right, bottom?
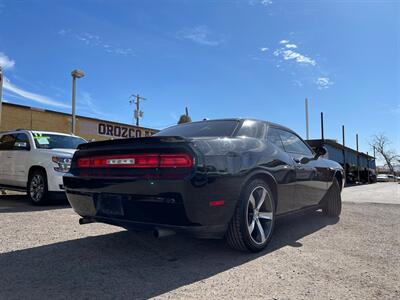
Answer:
28, 170, 49, 205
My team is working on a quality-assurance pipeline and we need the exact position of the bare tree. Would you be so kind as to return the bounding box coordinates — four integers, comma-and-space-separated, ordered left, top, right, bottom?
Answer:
370, 133, 399, 174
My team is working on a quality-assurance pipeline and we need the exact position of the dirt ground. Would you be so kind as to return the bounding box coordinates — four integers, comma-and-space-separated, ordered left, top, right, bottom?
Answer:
0, 183, 399, 299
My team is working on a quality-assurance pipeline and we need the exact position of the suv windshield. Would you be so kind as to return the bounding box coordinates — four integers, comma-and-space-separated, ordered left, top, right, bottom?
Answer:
32, 133, 86, 149
154, 120, 239, 138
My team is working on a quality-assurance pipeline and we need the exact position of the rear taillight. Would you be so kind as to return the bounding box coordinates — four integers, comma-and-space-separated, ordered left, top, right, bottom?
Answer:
159, 154, 193, 168
76, 158, 91, 168
76, 153, 193, 169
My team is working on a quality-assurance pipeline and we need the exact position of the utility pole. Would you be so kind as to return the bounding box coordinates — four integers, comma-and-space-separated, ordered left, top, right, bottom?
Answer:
342, 125, 346, 148
305, 98, 309, 140
342, 125, 346, 184
0, 66, 3, 129
129, 94, 146, 126
185, 106, 189, 117
356, 133, 360, 183
320, 112, 324, 141
367, 151, 370, 184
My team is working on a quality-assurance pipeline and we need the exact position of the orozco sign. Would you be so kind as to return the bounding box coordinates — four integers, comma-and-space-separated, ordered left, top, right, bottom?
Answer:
98, 122, 150, 138
78, 120, 155, 139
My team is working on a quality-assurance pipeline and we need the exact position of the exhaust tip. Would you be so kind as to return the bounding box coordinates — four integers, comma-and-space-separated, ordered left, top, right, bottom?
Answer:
79, 217, 94, 225
153, 228, 176, 238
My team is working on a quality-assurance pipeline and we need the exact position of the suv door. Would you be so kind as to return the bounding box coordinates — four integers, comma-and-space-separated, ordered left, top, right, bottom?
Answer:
11, 133, 31, 186
273, 128, 328, 209
0, 134, 5, 185
0, 134, 17, 186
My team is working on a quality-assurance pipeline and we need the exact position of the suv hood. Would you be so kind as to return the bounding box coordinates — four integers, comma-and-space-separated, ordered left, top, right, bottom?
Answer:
37, 148, 77, 156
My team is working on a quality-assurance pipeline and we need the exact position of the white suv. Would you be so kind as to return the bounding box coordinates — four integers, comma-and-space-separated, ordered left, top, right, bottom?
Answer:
0, 130, 86, 205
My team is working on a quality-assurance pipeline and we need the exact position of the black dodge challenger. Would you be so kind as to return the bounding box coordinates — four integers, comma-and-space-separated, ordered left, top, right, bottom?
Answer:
64, 119, 343, 252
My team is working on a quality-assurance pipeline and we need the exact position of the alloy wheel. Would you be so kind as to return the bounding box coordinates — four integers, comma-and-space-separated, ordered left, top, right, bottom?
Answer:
30, 174, 45, 203
246, 186, 274, 244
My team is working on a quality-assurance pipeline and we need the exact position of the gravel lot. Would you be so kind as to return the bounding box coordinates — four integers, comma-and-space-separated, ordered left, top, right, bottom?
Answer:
0, 183, 399, 299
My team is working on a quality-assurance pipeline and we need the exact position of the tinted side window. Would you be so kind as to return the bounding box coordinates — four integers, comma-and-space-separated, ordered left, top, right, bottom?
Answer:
278, 130, 313, 156
267, 127, 285, 150
0, 134, 16, 150
14, 133, 31, 150
236, 120, 266, 138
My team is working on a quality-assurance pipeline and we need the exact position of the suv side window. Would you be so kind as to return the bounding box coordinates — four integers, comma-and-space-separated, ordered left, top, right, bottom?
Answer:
14, 133, 31, 150
237, 120, 266, 138
0, 134, 16, 150
278, 129, 313, 156
267, 127, 285, 150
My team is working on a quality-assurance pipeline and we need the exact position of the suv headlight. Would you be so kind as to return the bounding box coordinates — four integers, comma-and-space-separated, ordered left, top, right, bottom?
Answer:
52, 156, 72, 173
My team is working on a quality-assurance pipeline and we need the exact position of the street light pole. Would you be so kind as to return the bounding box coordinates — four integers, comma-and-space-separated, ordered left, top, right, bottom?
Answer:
71, 75, 76, 134
71, 69, 85, 134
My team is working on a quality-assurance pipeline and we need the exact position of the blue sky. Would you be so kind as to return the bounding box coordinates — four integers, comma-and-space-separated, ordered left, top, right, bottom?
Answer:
0, 0, 399, 158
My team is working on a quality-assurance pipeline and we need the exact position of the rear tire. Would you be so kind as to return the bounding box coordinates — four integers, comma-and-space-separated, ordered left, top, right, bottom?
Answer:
225, 179, 275, 252
28, 170, 49, 205
322, 178, 342, 217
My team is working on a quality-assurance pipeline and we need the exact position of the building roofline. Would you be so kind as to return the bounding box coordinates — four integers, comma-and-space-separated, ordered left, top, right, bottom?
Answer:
2, 102, 157, 132
306, 138, 375, 160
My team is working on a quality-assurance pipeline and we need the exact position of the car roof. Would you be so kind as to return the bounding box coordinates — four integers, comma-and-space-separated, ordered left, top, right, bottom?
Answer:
29, 130, 78, 137
166, 118, 293, 132
167, 118, 293, 131
0, 129, 80, 138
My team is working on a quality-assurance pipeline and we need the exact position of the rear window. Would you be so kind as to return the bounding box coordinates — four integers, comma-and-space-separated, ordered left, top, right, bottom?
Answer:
154, 120, 239, 138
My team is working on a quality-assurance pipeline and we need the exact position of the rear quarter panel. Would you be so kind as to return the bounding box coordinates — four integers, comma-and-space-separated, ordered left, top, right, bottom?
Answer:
192, 137, 297, 214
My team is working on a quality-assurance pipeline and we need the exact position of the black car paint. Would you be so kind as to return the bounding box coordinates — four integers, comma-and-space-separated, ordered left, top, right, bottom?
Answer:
63, 119, 343, 238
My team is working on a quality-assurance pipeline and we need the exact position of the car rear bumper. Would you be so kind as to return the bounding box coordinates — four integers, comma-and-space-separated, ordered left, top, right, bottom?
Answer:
77, 215, 228, 239
63, 175, 242, 238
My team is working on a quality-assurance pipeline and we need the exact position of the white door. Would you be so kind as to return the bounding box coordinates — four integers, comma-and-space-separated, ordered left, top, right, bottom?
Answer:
11, 133, 32, 187
0, 133, 17, 186
0, 134, 5, 185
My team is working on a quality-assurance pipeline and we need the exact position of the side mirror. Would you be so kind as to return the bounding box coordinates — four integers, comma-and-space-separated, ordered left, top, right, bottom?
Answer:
300, 157, 311, 164
14, 142, 30, 150
315, 146, 327, 159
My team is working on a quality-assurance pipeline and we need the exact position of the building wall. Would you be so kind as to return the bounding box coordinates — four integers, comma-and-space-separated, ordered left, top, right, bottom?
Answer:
307, 139, 376, 171
325, 144, 344, 164
0, 103, 158, 141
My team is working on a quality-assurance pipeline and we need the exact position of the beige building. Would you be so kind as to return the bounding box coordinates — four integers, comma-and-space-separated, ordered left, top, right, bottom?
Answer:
0, 102, 158, 141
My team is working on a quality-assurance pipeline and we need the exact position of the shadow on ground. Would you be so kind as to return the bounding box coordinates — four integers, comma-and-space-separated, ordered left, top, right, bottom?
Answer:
0, 194, 69, 213
0, 211, 338, 299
